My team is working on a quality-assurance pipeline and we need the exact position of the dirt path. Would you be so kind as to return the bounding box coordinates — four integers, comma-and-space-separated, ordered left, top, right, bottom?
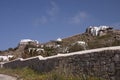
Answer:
0, 74, 17, 80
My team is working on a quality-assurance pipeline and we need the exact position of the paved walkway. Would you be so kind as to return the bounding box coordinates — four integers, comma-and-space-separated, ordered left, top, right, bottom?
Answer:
0, 74, 17, 80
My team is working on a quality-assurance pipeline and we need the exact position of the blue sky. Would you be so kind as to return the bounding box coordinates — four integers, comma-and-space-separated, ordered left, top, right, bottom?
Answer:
0, 0, 120, 50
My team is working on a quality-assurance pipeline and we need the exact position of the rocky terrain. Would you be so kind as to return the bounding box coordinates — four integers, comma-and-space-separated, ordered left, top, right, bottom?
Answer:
0, 26, 120, 80
0, 26, 120, 61
0, 74, 17, 80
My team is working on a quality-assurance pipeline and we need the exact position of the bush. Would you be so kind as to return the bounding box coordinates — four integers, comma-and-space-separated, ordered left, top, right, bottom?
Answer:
69, 44, 85, 52
43, 46, 57, 57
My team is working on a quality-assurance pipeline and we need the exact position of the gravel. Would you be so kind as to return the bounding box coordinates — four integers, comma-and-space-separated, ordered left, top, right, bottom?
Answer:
0, 74, 17, 80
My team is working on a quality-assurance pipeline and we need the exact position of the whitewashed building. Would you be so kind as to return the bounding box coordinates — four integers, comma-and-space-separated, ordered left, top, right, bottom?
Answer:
20, 39, 39, 45
86, 26, 113, 36
0, 55, 14, 62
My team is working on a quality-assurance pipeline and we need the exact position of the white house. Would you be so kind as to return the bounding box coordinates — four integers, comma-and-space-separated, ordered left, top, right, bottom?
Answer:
0, 55, 14, 62
20, 39, 39, 45
56, 38, 62, 42
86, 26, 112, 36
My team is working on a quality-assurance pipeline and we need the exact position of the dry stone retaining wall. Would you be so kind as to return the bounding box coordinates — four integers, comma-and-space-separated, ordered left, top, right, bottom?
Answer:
1, 46, 120, 80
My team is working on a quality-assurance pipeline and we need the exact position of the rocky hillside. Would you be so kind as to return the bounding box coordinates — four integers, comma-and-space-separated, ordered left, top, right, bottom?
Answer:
62, 29, 120, 49
0, 26, 120, 61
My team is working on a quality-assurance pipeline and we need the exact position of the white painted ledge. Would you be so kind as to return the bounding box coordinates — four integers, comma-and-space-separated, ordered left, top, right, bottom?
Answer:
2, 46, 120, 63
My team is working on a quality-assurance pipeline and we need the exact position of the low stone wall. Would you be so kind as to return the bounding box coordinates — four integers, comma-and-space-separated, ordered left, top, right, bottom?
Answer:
1, 46, 120, 80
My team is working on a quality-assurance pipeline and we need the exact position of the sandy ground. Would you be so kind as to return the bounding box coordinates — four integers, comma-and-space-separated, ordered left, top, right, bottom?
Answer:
0, 74, 17, 80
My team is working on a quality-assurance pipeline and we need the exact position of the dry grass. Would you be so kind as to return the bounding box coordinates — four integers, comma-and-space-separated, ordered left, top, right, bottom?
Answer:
0, 67, 104, 80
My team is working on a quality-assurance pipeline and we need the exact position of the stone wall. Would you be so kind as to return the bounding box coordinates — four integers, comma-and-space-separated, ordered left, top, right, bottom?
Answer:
1, 46, 120, 80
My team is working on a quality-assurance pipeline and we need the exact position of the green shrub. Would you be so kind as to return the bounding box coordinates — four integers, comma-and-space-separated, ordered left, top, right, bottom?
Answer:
69, 44, 85, 52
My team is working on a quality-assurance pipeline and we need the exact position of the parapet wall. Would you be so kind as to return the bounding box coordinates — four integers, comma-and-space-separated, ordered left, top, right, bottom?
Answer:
1, 46, 120, 80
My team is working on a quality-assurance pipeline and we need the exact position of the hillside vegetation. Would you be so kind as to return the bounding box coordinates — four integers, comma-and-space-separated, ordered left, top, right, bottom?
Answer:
0, 26, 120, 80
0, 67, 104, 80
0, 27, 120, 59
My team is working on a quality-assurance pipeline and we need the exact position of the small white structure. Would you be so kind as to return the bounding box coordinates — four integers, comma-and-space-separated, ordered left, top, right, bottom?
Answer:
0, 56, 9, 61
76, 41, 86, 45
72, 41, 87, 50
0, 55, 14, 62
8, 55, 14, 58
20, 39, 39, 45
86, 26, 112, 36
90, 26, 100, 36
56, 44, 61, 48
56, 38, 62, 42
28, 48, 45, 54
